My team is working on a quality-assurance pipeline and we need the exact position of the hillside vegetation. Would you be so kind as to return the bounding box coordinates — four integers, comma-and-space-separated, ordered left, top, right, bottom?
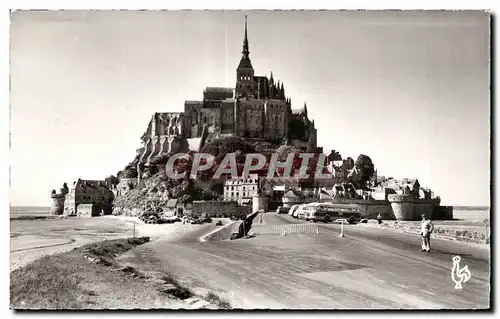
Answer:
113, 136, 283, 216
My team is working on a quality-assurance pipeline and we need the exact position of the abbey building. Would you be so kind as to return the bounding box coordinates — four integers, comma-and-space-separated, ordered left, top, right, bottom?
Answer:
140, 17, 317, 164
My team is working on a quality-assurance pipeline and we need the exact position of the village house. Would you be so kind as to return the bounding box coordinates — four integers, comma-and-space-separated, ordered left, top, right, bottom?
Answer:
63, 179, 115, 217
223, 174, 259, 205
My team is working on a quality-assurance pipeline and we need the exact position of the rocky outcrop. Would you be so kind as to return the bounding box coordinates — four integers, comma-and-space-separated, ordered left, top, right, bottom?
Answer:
113, 174, 169, 216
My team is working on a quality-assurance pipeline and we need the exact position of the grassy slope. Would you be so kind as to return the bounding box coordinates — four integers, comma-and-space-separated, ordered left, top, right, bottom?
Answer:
11, 237, 162, 309
10, 237, 231, 310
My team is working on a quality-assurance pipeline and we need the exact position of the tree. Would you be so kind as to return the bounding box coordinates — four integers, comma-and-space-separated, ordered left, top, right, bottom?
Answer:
150, 153, 171, 165
354, 154, 375, 188
170, 136, 190, 154
179, 194, 193, 204
201, 136, 255, 159
105, 175, 119, 186
327, 150, 342, 163
276, 144, 300, 160
122, 167, 138, 178
201, 189, 217, 200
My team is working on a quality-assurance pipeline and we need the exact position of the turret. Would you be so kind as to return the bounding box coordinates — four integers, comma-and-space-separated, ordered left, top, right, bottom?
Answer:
150, 113, 157, 137
269, 72, 275, 98
61, 182, 69, 196
50, 183, 68, 215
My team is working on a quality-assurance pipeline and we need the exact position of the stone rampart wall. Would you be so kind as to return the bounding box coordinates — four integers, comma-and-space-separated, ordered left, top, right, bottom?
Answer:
191, 201, 247, 218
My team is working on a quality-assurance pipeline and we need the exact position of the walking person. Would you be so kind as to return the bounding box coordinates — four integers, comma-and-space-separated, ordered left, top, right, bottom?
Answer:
420, 213, 434, 252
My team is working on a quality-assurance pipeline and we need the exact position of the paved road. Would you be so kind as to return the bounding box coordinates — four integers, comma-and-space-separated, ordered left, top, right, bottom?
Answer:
121, 213, 490, 309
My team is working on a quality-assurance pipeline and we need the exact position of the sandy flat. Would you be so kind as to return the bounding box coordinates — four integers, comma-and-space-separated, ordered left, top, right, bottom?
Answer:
10, 215, 215, 271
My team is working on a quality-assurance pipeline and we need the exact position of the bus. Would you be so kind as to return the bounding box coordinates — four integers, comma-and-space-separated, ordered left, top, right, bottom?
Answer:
305, 203, 362, 224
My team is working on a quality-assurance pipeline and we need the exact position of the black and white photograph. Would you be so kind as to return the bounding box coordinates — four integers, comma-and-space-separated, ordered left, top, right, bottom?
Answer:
8, 9, 491, 310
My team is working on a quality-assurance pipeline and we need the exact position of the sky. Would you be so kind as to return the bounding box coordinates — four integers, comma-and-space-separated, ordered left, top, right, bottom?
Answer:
9, 10, 490, 207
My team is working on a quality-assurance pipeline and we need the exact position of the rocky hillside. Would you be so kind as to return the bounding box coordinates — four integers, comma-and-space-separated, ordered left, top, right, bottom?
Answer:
112, 134, 288, 217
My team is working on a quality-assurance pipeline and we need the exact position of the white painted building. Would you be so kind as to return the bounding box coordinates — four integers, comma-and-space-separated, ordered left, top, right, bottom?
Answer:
223, 174, 259, 205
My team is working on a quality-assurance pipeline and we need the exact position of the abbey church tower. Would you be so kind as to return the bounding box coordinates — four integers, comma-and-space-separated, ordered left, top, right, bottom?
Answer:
235, 16, 257, 99
139, 16, 318, 169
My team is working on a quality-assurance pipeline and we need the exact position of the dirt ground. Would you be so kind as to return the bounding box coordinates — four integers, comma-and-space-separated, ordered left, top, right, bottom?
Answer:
118, 213, 490, 309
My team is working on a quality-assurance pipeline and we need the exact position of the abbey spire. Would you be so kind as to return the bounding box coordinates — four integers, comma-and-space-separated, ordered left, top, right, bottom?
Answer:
243, 15, 249, 56
237, 15, 253, 70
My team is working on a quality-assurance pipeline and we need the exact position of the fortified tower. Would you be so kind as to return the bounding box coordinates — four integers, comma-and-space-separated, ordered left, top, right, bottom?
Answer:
50, 183, 69, 215
387, 194, 442, 220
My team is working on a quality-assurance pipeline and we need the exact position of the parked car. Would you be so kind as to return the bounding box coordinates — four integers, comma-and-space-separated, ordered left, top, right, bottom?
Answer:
215, 220, 223, 226
288, 205, 299, 216
201, 217, 212, 223
276, 206, 290, 214
335, 218, 349, 224
297, 210, 308, 220
293, 204, 307, 218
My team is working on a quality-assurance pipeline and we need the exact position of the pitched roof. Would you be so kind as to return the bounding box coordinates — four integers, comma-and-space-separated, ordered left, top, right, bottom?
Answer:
185, 100, 203, 104
166, 199, 178, 208
237, 57, 253, 69
205, 87, 234, 93
284, 189, 303, 198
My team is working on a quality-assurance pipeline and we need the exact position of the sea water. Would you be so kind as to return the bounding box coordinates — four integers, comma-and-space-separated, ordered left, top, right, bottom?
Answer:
10, 206, 51, 217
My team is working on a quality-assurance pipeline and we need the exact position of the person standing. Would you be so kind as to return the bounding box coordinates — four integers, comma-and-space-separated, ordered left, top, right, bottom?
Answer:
420, 213, 434, 252
377, 213, 382, 224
